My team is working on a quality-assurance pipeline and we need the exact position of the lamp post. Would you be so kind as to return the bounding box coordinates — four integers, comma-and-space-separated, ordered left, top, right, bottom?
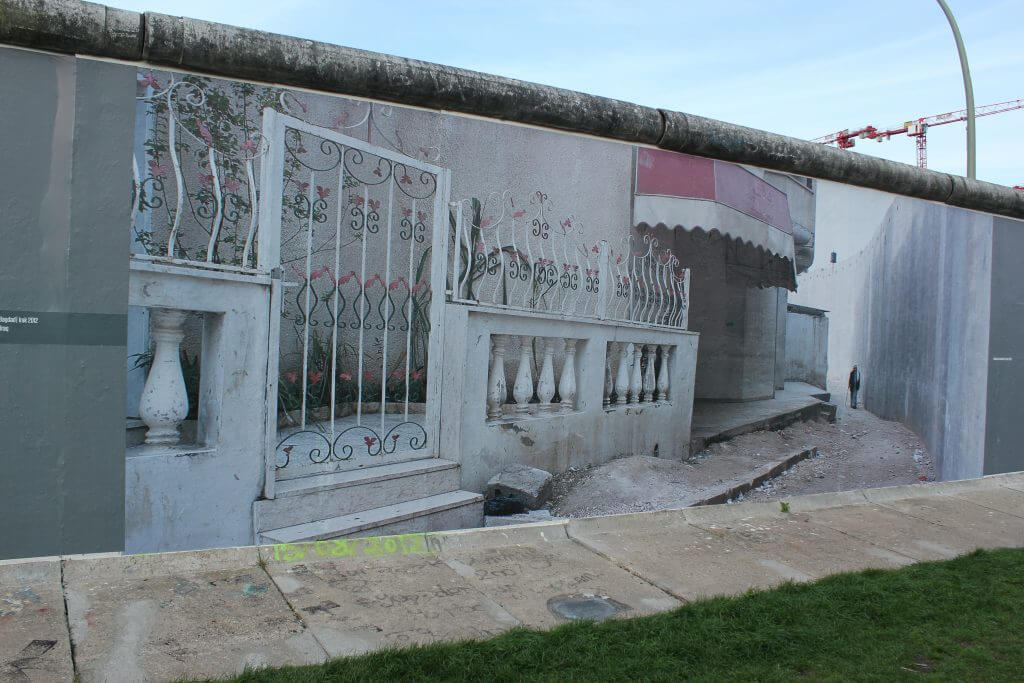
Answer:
935, 0, 976, 179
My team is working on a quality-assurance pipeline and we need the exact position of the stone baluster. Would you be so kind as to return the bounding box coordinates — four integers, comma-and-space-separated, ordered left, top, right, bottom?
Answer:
512, 335, 534, 414
629, 343, 643, 403
656, 344, 671, 403
536, 337, 557, 412
614, 342, 631, 405
641, 344, 656, 403
603, 344, 614, 407
486, 334, 508, 420
139, 308, 189, 445
558, 339, 578, 412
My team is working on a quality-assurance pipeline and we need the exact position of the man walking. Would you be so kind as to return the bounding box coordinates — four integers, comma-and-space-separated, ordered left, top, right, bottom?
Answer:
848, 364, 861, 409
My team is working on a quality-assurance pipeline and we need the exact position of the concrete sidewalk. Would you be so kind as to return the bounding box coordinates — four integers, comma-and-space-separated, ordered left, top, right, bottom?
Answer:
690, 381, 834, 452
3, 474, 1024, 682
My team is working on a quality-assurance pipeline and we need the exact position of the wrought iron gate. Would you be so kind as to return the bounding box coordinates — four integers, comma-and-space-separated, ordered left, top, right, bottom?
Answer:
258, 110, 451, 489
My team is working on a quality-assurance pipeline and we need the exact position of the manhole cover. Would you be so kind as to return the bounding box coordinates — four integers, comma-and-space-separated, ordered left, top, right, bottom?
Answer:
547, 594, 629, 622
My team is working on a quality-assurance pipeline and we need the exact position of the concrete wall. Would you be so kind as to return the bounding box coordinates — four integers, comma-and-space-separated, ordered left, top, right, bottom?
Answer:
440, 305, 698, 491
793, 196, 994, 480
984, 216, 1024, 475
785, 311, 828, 389
0, 49, 133, 559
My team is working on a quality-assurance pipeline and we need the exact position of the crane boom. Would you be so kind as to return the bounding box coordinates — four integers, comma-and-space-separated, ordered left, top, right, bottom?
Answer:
811, 98, 1024, 168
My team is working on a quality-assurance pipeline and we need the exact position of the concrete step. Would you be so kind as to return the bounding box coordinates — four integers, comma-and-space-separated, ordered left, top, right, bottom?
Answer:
258, 490, 485, 544
254, 459, 461, 533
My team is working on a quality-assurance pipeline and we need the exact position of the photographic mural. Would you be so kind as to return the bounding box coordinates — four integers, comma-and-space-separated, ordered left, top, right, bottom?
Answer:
130, 68, 799, 476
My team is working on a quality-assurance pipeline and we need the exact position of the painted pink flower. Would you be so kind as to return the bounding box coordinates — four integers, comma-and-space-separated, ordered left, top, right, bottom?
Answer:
284, 371, 298, 383
402, 207, 412, 218
480, 216, 493, 228
350, 194, 365, 206
411, 282, 426, 294
339, 371, 353, 381
295, 181, 310, 193
592, 244, 600, 254
517, 250, 529, 262
622, 276, 630, 284
316, 185, 330, 201
410, 368, 424, 380
363, 370, 375, 382
364, 436, 377, 448
365, 274, 383, 288
400, 174, 412, 185
147, 160, 167, 178
138, 72, 161, 91
308, 371, 323, 384
197, 123, 213, 146
331, 112, 349, 129
475, 243, 485, 254
416, 211, 427, 222
616, 255, 624, 264
391, 433, 400, 443
338, 271, 358, 286
310, 265, 329, 280
224, 177, 242, 193
512, 209, 526, 219
199, 173, 215, 188
368, 199, 380, 211
392, 369, 405, 379
240, 138, 259, 154
561, 218, 572, 228
563, 263, 571, 272
389, 278, 405, 291
491, 247, 500, 255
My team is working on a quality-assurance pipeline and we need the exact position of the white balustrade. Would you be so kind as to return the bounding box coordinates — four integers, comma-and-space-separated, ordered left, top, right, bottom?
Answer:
641, 344, 656, 403
485, 334, 583, 421
602, 341, 676, 410
615, 342, 631, 405
487, 334, 508, 419
558, 339, 578, 412
512, 335, 534, 414
139, 308, 190, 445
536, 338, 556, 412
656, 344, 671, 403
603, 348, 614, 407
629, 344, 642, 404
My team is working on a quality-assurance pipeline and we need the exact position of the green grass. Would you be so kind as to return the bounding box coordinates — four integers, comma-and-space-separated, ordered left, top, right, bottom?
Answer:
227, 548, 1024, 682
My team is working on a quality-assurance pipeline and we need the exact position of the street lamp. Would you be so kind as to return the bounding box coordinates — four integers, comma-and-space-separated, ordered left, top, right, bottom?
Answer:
935, 0, 976, 179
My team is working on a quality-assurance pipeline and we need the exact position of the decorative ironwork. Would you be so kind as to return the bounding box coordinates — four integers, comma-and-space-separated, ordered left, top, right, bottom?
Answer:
275, 421, 428, 468
450, 191, 689, 329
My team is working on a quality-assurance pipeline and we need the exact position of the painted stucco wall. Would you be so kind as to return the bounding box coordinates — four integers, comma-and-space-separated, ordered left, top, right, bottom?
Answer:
0, 49, 132, 559
440, 304, 698, 492
785, 311, 828, 390
793, 196, 993, 480
125, 263, 271, 553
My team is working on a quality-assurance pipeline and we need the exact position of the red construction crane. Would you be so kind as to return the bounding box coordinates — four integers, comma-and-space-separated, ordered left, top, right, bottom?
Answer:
812, 98, 1024, 169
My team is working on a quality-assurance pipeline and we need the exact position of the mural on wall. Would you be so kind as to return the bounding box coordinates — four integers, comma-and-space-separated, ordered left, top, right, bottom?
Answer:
130, 68, 802, 475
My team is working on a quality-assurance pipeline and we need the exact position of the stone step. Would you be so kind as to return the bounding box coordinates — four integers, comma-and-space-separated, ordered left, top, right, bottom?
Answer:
258, 490, 485, 544
254, 459, 461, 533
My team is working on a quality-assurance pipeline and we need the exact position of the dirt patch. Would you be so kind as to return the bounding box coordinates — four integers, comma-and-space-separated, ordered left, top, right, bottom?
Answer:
548, 397, 935, 518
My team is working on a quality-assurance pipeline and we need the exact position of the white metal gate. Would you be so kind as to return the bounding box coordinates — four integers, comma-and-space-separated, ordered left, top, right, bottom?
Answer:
257, 110, 451, 490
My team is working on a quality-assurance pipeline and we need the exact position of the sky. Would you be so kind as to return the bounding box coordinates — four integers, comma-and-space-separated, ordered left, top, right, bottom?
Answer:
107, 0, 1023, 187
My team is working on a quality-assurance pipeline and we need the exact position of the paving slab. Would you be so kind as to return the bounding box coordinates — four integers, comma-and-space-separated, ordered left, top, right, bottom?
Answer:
688, 513, 915, 579
0, 558, 74, 682
864, 491, 1024, 549
258, 535, 520, 657
434, 523, 680, 627
945, 486, 1024, 518
566, 510, 815, 601
62, 547, 325, 682
805, 503, 997, 561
